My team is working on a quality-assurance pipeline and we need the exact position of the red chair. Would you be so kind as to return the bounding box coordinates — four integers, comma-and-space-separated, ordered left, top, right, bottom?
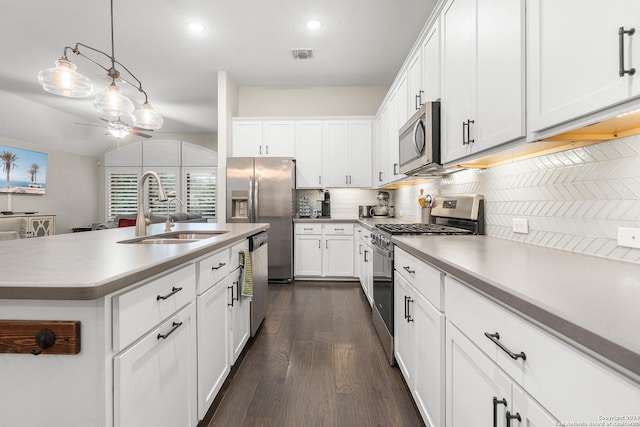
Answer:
118, 218, 137, 228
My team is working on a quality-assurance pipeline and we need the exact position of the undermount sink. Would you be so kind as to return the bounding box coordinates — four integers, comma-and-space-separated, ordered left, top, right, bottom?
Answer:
118, 230, 229, 244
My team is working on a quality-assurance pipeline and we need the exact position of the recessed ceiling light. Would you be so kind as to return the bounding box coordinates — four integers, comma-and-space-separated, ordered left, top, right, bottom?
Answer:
306, 20, 322, 30
188, 22, 205, 33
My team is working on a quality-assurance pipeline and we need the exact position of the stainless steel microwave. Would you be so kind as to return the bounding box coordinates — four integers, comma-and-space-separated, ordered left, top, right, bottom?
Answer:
398, 101, 441, 175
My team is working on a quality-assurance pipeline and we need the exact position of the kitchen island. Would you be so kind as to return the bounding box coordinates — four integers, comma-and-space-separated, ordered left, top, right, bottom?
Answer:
0, 222, 268, 427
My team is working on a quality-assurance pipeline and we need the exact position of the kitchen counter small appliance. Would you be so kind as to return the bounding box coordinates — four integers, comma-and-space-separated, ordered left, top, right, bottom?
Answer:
371, 194, 484, 365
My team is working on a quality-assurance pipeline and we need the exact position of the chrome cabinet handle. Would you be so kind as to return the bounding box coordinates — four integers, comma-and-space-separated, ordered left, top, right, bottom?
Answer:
211, 262, 226, 270
493, 397, 507, 427
404, 295, 409, 320
393, 163, 399, 175
462, 121, 468, 145
227, 284, 234, 307
319, 175, 322, 185
619, 27, 636, 77
156, 286, 182, 301
379, 171, 383, 182
406, 297, 414, 322
463, 119, 475, 145
484, 332, 527, 361
364, 250, 368, 263
157, 321, 183, 340
266, 145, 269, 155
259, 145, 262, 155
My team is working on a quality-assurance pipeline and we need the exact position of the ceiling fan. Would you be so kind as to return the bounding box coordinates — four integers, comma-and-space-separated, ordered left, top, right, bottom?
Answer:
75, 117, 153, 138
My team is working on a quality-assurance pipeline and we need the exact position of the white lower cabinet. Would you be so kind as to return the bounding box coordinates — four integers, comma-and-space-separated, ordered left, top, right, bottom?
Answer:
228, 266, 251, 365
114, 303, 198, 427
445, 276, 640, 426
196, 277, 230, 419
294, 223, 355, 278
357, 229, 373, 306
394, 272, 445, 427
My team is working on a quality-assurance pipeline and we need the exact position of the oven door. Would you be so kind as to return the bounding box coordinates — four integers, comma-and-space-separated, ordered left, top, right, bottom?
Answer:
372, 241, 394, 335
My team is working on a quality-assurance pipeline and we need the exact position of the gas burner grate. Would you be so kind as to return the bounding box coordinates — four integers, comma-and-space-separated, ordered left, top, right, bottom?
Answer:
374, 223, 472, 235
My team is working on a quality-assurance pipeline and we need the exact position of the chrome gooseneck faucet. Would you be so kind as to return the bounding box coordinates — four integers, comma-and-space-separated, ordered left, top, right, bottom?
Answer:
165, 197, 184, 232
136, 171, 168, 237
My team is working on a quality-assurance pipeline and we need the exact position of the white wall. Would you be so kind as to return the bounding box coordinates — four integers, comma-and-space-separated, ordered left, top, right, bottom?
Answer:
0, 136, 100, 234
238, 86, 388, 116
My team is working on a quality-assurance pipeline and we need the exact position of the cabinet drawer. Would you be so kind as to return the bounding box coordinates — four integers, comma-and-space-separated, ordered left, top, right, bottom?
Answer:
295, 223, 321, 235
394, 247, 443, 310
198, 248, 230, 294
445, 276, 640, 424
230, 239, 249, 272
323, 223, 354, 235
113, 264, 196, 352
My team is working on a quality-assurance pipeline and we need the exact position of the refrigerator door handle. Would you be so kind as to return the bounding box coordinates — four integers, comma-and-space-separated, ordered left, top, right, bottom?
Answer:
248, 176, 254, 223
255, 176, 260, 221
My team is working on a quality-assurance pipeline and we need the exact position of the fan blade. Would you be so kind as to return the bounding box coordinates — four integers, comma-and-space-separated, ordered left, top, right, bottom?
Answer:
130, 126, 154, 132
130, 130, 152, 138
75, 122, 106, 128
99, 117, 111, 123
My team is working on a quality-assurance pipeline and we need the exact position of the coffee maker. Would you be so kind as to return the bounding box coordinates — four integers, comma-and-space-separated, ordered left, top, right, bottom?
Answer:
321, 190, 331, 217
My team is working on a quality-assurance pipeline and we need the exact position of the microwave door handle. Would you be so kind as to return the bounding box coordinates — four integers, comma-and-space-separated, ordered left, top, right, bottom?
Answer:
413, 120, 425, 155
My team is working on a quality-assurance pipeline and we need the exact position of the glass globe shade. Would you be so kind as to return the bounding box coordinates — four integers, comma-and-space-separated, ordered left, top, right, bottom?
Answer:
107, 128, 130, 139
132, 102, 163, 130
93, 83, 134, 117
37, 59, 92, 98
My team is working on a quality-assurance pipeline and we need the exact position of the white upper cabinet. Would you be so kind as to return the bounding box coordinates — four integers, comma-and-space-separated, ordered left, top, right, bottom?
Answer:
232, 120, 295, 157
295, 121, 323, 188
408, 49, 424, 114
386, 91, 403, 183
441, 0, 525, 164
422, 19, 440, 103
323, 119, 373, 188
527, 0, 640, 134
373, 105, 389, 187
397, 73, 410, 131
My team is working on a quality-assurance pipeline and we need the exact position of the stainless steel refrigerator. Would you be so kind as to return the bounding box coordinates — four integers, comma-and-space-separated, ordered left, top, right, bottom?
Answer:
226, 157, 295, 282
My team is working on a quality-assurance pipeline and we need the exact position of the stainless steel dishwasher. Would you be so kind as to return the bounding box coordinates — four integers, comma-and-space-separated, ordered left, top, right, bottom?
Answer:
249, 231, 268, 336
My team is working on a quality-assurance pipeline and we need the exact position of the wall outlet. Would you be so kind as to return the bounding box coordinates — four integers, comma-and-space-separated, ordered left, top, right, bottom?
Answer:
617, 227, 640, 249
512, 218, 529, 234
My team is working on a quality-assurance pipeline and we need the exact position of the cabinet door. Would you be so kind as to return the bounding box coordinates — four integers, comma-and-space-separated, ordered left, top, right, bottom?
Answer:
528, 0, 640, 133
387, 91, 404, 183
446, 321, 512, 427
348, 121, 372, 188
512, 386, 559, 427
397, 73, 409, 129
412, 291, 445, 427
374, 103, 389, 186
394, 274, 414, 384
295, 121, 323, 188
474, 0, 525, 151
323, 235, 354, 277
294, 234, 322, 276
422, 20, 440, 103
408, 50, 423, 113
197, 279, 230, 419
441, 0, 475, 163
323, 121, 350, 187
363, 245, 373, 306
228, 268, 251, 365
114, 304, 197, 427
263, 121, 295, 157
233, 121, 263, 157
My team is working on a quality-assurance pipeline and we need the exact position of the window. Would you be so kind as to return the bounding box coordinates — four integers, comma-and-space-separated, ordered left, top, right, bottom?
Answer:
106, 168, 140, 221
147, 169, 179, 214
184, 168, 217, 219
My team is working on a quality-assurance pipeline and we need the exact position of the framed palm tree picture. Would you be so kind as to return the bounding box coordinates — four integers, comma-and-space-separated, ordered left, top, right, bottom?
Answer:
0, 145, 48, 195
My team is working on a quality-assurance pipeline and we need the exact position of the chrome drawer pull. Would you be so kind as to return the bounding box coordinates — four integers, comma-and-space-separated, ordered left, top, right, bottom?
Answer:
619, 27, 636, 77
211, 262, 226, 270
156, 286, 183, 301
157, 321, 183, 340
484, 332, 527, 361
403, 266, 415, 274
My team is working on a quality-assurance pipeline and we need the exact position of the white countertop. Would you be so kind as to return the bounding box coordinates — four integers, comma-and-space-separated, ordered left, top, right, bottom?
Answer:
393, 234, 640, 381
0, 222, 268, 300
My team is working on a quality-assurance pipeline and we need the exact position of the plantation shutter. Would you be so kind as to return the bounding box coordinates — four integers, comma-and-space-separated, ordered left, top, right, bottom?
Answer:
183, 167, 217, 219
106, 167, 141, 220
146, 168, 180, 214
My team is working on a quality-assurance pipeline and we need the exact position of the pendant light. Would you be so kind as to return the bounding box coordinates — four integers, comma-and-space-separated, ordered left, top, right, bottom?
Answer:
37, 0, 163, 129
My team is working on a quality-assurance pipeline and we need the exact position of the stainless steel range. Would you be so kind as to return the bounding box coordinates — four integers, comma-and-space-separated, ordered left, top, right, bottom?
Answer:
371, 194, 485, 365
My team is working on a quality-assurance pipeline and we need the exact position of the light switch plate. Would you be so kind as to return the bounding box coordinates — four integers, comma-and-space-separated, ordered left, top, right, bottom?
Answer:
617, 227, 640, 249
513, 218, 529, 234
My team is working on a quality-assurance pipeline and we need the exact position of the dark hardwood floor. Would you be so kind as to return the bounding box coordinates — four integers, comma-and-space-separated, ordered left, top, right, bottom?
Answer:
205, 281, 424, 427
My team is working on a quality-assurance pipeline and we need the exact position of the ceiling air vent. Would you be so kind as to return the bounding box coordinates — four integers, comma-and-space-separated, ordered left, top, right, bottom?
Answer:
291, 49, 314, 60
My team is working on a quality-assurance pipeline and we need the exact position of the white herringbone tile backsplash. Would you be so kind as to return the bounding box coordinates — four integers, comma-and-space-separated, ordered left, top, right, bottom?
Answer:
394, 135, 640, 263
